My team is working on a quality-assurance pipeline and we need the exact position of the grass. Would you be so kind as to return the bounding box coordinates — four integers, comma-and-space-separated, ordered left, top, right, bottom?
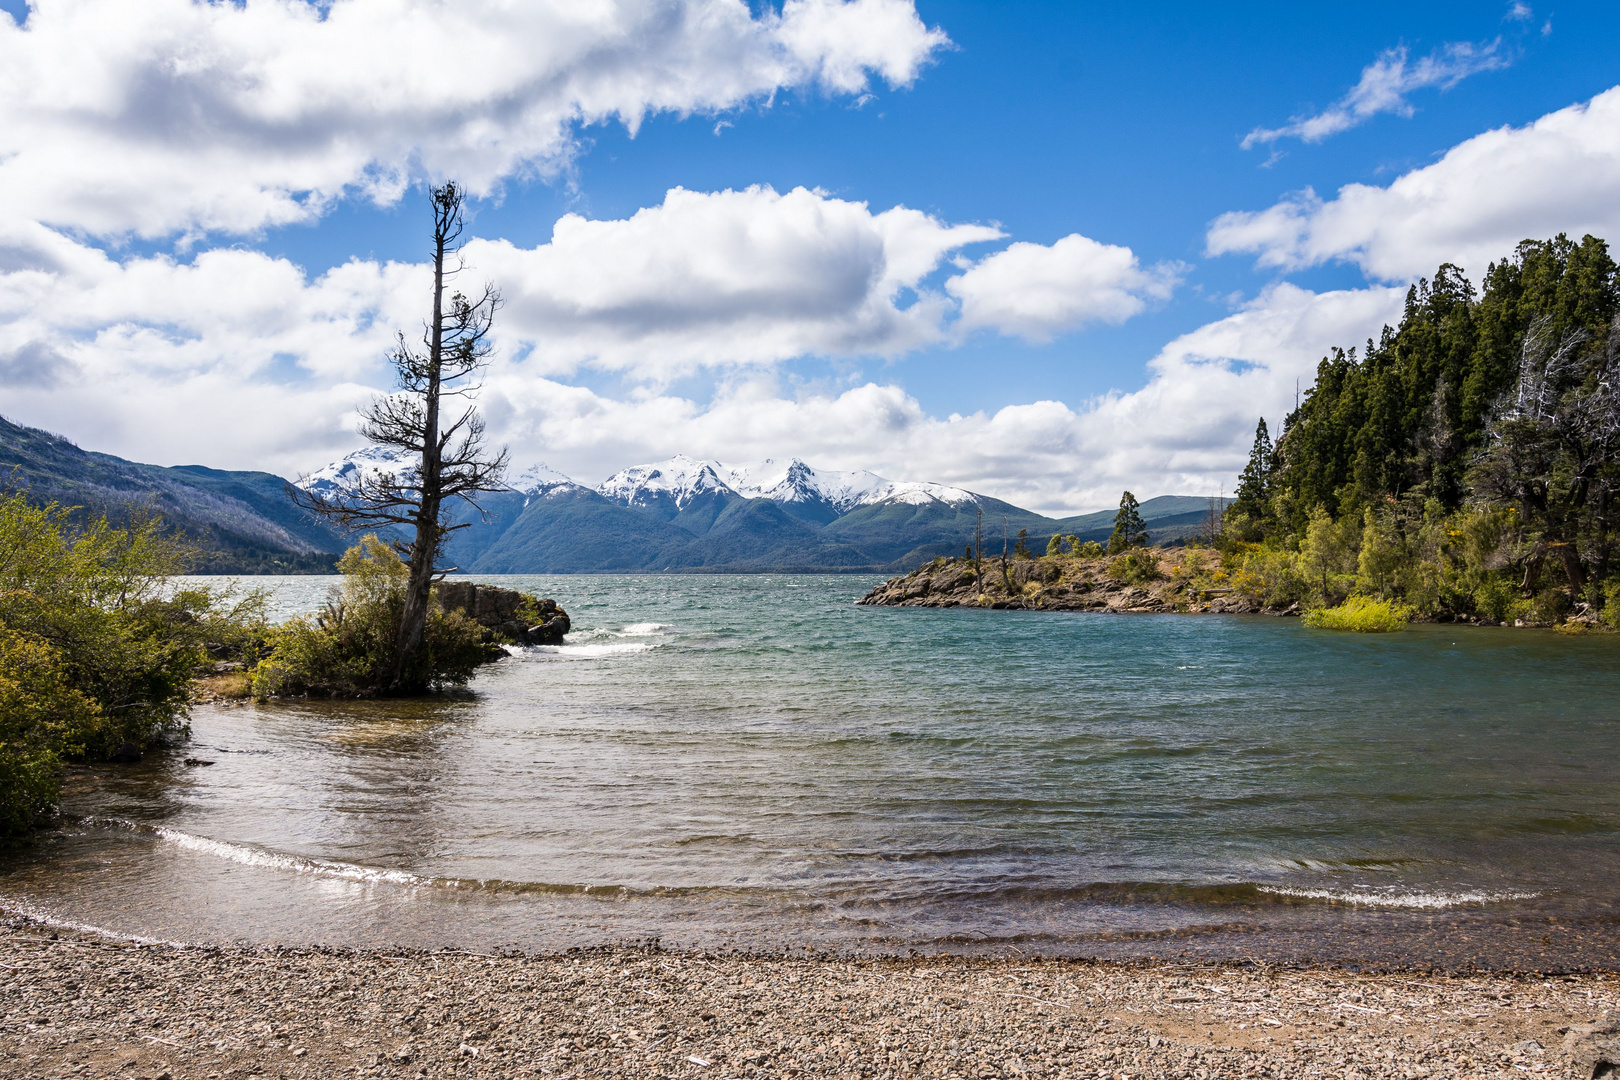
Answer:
197, 671, 254, 701
1301, 596, 1413, 633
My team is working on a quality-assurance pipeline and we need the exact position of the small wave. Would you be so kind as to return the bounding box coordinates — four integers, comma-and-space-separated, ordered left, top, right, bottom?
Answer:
85, 817, 432, 888
76, 818, 702, 898
1257, 885, 1538, 909
533, 641, 659, 660
618, 622, 669, 636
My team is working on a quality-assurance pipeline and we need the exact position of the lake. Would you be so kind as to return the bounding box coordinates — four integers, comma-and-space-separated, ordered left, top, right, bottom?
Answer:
4, 574, 1617, 968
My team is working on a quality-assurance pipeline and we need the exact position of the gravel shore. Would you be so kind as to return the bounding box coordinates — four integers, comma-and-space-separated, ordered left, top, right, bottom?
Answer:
3, 920, 1615, 1079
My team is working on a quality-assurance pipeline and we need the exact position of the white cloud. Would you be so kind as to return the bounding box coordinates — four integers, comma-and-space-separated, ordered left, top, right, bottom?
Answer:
0, 0, 946, 239
471, 184, 1002, 378
945, 234, 1181, 342
1211, 85, 1620, 281
472, 283, 1404, 512
1243, 41, 1508, 148
0, 185, 1178, 481
1, 206, 1402, 511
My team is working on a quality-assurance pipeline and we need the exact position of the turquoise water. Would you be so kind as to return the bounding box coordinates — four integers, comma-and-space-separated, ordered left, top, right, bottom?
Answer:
4, 575, 1618, 967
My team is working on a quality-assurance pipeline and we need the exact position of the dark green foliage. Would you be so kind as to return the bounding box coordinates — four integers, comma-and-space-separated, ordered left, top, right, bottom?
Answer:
1275, 235, 1617, 525
1237, 233, 1620, 622
1232, 419, 1274, 523
1107, 491, 1150, 554
252, 537, 489, 698
1014, 528, 1031, 558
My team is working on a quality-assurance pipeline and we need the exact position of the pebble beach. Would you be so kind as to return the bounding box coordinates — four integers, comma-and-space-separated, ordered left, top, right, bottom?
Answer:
3, 919, 1615, 1080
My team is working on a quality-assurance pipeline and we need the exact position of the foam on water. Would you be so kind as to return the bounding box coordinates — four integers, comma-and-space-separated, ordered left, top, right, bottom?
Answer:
1257, 885, 1540, 909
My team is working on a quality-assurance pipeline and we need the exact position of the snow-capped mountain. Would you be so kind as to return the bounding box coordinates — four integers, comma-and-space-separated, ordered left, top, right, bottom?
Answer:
300, 448, 578, 499
295, 444, 419, 498
596, 455, 981, 518
506, 462, 577, 494
597, 455, 735, 516
304, 442, 988, 531
722, 458, 894, 513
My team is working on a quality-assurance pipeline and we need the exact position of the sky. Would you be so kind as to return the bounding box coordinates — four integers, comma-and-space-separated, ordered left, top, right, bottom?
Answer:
1, 0, 1618, 514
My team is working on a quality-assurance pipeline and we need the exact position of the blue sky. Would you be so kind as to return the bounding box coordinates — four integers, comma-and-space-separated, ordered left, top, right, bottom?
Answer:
2, 1, 1618, 510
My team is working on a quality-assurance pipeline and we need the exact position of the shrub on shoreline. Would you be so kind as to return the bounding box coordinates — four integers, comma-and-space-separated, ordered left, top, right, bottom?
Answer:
1302, 596, 1414, 633
0, 493, 263, 839
251, 536, 489, 699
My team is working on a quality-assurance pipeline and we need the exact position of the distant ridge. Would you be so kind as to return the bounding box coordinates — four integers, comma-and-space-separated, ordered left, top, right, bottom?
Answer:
0, 418, 1228, 575
0, 414, 345, 574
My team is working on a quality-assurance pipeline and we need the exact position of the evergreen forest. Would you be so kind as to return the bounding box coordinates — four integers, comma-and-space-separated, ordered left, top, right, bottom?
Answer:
1223, 233, 1620, 627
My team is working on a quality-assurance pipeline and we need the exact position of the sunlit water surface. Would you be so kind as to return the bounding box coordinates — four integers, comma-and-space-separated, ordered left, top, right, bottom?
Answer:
4, 575, 1617, 967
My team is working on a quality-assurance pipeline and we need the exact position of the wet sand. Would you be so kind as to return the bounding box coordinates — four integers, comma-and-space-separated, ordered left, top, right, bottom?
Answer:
2, 918, 1614, 1079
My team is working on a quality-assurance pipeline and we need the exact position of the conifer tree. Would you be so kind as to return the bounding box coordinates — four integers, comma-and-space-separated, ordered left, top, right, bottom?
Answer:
1014, 528, 1031, 558
295, 183, 508, 692
1107, 491, 1149, 554
1232, 418, 1273, 522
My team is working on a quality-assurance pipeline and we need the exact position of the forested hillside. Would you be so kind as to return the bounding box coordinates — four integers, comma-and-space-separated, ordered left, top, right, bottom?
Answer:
1225, 234, 1620, 626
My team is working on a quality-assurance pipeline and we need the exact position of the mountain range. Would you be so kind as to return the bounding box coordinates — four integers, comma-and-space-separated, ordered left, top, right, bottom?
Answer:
0, 415, 1224, 574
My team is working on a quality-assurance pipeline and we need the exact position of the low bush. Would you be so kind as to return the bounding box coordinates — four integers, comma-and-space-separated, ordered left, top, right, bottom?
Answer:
1073, 540, 1105, 559
1302, 596, 1414, 633
0, 492, 262, 839
0, 625, 104, 837
1107, 549, 1162, 585
252, 536, 490, 698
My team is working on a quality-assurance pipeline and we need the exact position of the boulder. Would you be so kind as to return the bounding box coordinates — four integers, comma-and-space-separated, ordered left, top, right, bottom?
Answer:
1564, 1013, 1620, 1079
435, 582, 571, 647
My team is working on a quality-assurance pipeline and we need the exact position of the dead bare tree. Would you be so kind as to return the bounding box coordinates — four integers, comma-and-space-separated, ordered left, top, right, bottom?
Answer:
296, 182, 509, 691
1473, 314, 1620, 598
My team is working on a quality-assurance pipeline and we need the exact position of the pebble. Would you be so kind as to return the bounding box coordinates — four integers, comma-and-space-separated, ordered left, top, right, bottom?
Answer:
1, 922, 1612, 1079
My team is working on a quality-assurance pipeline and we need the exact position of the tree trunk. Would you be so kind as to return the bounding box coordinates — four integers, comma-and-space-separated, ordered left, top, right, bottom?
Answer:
391, 206, 450, 691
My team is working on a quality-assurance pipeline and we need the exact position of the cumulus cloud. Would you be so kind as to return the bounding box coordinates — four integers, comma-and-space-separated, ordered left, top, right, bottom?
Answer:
464, 283, 1404, 513
945, 234, 1181, 342
1242, 40, 1508, 148
0, 0, 947, 239
0, 184, 1181, 478
1211, 85, 1620, 281
1, 198, 1401, 511
473, 185, 1003, 377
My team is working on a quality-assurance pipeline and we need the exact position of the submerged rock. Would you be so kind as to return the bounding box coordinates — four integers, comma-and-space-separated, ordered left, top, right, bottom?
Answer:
435, 582, 571, 647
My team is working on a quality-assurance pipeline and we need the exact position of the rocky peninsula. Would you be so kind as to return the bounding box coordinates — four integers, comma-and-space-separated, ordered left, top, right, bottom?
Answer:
858, 549, 1278, 615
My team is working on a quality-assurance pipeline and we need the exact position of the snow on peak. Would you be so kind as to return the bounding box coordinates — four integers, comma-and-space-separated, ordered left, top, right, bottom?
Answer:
723, 458, 896, 513
296, 445, 418, 496
872, 481, 980, 507
506, 462, 576, 494
597, 455, 735, 510
598, 453, 982, 514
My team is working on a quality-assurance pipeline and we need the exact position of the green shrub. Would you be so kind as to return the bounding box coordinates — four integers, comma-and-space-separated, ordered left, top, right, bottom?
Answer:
1107, 549, 1162, 585
1302, 596, 1414, 633
252, 536, 489, 698
1073, 540, 1105, 559
0, 625, 105, 838
0, 493, 275, 838
0, 495, 234, 756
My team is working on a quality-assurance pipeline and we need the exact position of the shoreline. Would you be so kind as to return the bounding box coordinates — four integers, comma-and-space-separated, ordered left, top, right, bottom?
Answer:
2, 918, 1613, 1080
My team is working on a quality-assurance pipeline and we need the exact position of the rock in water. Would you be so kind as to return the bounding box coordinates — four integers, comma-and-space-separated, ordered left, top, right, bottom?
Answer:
435, 582, 571, 647
1563, 1013, 1620, 1079
107, 741, 142, 764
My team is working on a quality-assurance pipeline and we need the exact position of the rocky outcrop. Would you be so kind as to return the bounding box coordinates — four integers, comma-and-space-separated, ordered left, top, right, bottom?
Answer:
435, 582, 571, 645
857, 551, 1284, 615
1563, 1013, 1620, 1079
